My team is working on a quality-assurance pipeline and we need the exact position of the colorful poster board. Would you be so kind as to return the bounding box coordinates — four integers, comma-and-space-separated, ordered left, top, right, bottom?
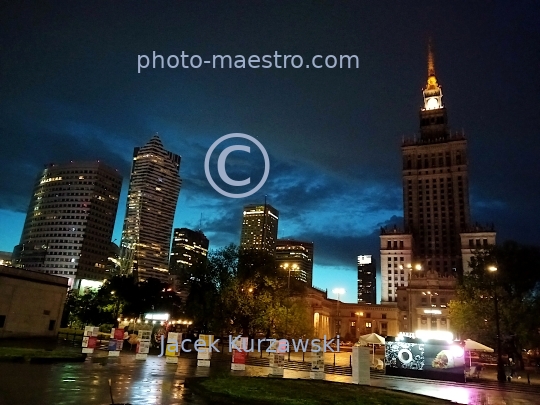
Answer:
310, 350, 325, 380
136, 330, 152, 360
81, 326, 99, 354
165, 332, 181, 364
268, 340, 284, 377
197, 334, 213, 367
231, 349, 247, 371
108, 328, 124, 357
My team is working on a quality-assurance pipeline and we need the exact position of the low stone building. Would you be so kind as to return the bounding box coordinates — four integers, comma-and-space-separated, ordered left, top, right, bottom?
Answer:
306, 287, 399, 340
0, 265, 68, 338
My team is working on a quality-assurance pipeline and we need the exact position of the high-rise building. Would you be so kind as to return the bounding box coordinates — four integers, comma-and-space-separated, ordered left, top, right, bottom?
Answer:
120, 135, 182, 282
239, 203, 279, 253
401, 43, 470, 274
380, 42, 496, 303
12, 162, 122, 288
170, 228, 209, 295
357, 255, 376, 304
275, 239, 314, 285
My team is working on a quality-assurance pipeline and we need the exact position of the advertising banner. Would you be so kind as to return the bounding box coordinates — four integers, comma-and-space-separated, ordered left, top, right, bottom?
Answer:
385, 336, 466, 382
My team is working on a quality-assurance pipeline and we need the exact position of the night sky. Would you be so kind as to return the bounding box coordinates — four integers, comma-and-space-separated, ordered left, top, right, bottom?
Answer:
1, 1, 539, 303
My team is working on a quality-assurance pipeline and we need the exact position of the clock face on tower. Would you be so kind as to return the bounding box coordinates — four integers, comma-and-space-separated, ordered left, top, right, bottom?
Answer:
426, 97, 440, 110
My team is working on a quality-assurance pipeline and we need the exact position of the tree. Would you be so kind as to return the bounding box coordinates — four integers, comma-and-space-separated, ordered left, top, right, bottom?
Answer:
184, 244, 309, 339
63, 274, 186, 328
449, 241, 540, 369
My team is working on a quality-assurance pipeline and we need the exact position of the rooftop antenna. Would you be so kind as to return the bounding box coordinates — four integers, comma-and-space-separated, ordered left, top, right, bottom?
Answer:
199, 213, 203, 232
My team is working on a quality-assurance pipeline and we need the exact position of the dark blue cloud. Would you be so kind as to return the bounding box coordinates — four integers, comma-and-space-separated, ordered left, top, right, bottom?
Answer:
1, 1, 540, 302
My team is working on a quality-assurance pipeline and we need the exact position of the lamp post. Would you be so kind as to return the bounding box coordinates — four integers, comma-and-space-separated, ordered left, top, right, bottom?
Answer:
405, 264, 421, 331
488, 265, 506, 382
355, 311, 363, 338
111, 291, 121, 328
332, 288, 345, 337
280, 263, 297, 337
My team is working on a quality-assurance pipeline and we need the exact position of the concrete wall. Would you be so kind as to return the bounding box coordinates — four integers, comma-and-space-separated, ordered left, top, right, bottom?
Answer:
0, 266, 68, 338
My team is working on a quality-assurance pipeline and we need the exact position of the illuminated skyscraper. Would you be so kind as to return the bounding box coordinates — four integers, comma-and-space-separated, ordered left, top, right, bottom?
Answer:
381, 42, 484, 303
357, 255, 376, 304
120, 135, 182, 282
13, 161, 122, 289
240, 203, 279, 253
275, 239, 314, 285
401, 42, 470, 275
170, 228, 209, 294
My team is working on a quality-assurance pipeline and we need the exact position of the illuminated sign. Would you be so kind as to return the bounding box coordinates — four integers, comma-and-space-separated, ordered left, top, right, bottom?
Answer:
423, 309, 442, 314
385, 336, 466, 383
145, 313, 169, 321
415, 330, 453, 342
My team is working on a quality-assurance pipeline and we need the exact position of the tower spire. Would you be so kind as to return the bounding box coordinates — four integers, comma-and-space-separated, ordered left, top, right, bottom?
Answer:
427, 38, 435, 78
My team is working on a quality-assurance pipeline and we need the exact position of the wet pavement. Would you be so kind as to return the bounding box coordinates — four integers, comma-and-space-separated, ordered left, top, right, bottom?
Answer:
1, 351, 540, 405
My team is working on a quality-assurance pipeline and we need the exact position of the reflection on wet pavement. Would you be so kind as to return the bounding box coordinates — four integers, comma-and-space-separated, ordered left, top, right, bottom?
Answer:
0, 353, 539, 405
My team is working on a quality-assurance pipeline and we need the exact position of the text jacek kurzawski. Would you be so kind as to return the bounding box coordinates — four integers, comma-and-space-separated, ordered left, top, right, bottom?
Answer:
158, 335, 340, 356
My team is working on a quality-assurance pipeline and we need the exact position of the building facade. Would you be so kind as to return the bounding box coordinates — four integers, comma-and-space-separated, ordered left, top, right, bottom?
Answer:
357, 255, 376, 304
12, 161, 122, 288
169, 228, 209, 295
460, 224, 497, 273
0, 265, 68, 338
306, 287, 399, 340
120, 135, 182, 282
396, 270, 457, 333
239, 203, 279, 253
275, 239, 313, 285
380, 229, 413, 302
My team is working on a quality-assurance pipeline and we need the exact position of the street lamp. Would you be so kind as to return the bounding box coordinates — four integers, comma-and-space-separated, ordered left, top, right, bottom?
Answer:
280, 262, 299, 290
488, 265, 506, 382
422, 291, 438, 329
332, 288, 345, 337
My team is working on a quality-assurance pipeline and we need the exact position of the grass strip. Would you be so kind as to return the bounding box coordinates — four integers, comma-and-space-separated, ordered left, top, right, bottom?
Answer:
0, 347, 85, 362
185, 375, 451, 405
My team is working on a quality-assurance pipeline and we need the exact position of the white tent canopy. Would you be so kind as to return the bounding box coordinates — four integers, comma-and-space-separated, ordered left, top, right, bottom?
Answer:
359, 333, 385, 345
358, 333, 385, 364
463, 339, 494, 352
462, 339, 494, 368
